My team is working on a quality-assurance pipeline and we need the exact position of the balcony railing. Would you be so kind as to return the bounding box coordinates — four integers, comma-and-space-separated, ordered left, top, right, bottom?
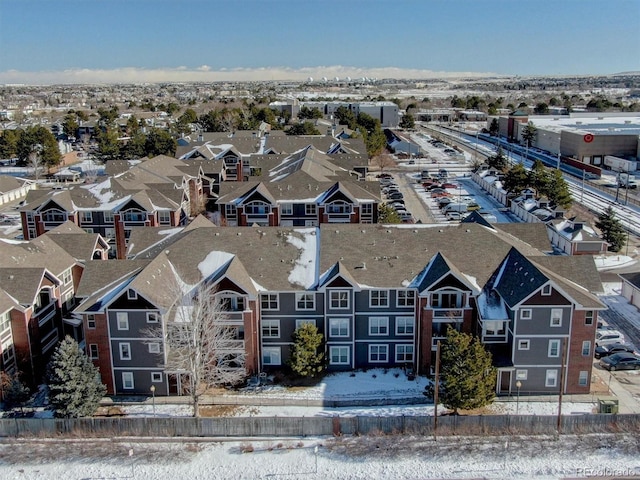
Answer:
245, 214, 270, 225
326, 212, 352, 223
218, 340, 245, 352
220, 312, 245, 325
35, 302, 57, 326
432, 309, 464, 320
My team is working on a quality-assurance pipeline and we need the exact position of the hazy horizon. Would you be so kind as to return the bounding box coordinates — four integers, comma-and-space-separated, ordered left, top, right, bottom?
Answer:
1, 0, 638, 85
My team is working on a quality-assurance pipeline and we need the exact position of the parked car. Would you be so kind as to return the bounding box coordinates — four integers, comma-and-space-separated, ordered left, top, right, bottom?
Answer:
425, 183, 443, 191
443, 203, 469, 214
596, 330, 625, 346
387, 192, 404, 200
441, 182, 458, 189
466, 202, 481, 211
376, 173, 393, 179
446, 211, 464, 221
594, 343, 635, 359
599, 352, 640, 371
438, 197, 453, 208
398, 212, 414, 223
431, 190, 451, 198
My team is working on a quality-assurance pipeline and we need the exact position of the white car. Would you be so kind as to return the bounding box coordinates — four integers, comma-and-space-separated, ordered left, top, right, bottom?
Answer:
596, 330, 625, 346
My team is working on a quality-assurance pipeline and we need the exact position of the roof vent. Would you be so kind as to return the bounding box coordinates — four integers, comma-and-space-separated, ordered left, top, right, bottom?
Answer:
215, 232, 219, 236
237, 232, 241, 236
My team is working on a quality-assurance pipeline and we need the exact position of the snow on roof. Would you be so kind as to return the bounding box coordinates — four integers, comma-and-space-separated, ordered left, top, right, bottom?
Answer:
285, 227, 318, 288
79, 177, 131, 210
158, 227, 184, 236
476, 291, 509, 320
197, 250, 234, 280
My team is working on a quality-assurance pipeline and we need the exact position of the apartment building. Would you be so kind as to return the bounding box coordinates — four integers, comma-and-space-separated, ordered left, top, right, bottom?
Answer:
73, 220, 604, 396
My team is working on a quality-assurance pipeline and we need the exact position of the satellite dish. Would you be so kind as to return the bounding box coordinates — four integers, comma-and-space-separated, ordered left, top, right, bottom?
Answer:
346, 76, 351, 82
308, 76, 313, 82
322, 77, 328, 82
334, 76, 340, 82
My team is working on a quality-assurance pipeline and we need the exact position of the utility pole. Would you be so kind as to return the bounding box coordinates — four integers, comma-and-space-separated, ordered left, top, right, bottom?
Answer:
434, 340, 441, 439
557, 338, 567, 433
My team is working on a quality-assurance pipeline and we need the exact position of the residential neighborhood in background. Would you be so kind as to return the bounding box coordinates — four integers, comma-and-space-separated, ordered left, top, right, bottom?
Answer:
1, 74, 640, 409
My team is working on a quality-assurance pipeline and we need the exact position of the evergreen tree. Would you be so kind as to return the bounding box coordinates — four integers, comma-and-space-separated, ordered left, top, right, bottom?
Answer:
521, 122, 537, 147
502, 163, 530, 194
378, 204, 402, 223
95, 126, 121, 161
287, 122, 321, 135
298, 106, 323, 120
439, 327, 496, 414
595, 207, 627, 252
487, 146, 508, 171
334, 105, 356, 129
546, 169, 573, 208
45, 336, 106, 418
528, 160, 550, 196
399, 113, 415, 130
2, 373, 31, 414
289, 323, 324, 378
145, 127, 177, 157
489, 118, 499, 136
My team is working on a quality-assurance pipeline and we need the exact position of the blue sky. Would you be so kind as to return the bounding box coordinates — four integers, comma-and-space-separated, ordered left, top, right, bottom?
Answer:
1, 0, 638, 84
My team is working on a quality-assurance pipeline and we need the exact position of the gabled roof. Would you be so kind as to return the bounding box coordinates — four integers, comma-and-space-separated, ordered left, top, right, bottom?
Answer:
462, 211, 495, 229
0, 288, 22, 315
318, 261, 360, 290
0, 267, 58, 306
410, 252, 480, 294
0, 234, 77, 276
492, 247, 549, 307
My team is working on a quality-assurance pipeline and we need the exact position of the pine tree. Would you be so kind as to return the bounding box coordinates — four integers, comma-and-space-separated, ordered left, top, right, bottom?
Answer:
546, 169, 573, 208
2, 373, 31, 414
45, 336, 106, 418
595, 207, 627, 252
439, 327, 496, 414
502, 163, 530, 194
289, 323, 324, 378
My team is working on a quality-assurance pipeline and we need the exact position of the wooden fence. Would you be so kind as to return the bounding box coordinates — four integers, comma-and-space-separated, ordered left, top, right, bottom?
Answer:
1, 414, 639, 438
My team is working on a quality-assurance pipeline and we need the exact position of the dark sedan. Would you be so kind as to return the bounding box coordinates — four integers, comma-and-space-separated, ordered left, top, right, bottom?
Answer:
594, 343, 635, 359
599, 352, 640, 371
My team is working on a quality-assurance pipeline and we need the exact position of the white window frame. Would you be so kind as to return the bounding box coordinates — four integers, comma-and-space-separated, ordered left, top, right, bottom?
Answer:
585, 310, 594, 326
395, 344, 414, 363
369, 290, 389, 308
280, 203, 293, 215
550, 309, 562, 327
261, 319, 280, 338
515, 369, 528, 381
369, 317, 389, 336
542, 284, 552, 296
151, 372, 163, 383
578, 370, 589, 386
262, 346, 282, 366
127, 289, 137, 300
329, 346, 350, 365
148, 342, 160, 354
361, 202, 373, 215
295, 319, 316, 330
395, 317, 414, 335
329, 290, 350, 310
158, 210, 171, 224
80, 211, 93, 223
295, 292, 315, 311
520, 309, 532, 320
147, 312, 159, 323
104, 211, 114, 223
518, 339, 530, 350
119, 342, 131, 361
261, 293, 279, 310
545, 369, 558, 388
582, 340, 591, 356
548, 339, 560, 358
305, 204, 316, 216
89, 344, 98, 360
87, 314, 96, 329
396, 290, 415, 307
122, 372, 134, 390
329, 318, 349, 337
62, 268, 72, 285
368, 344, 388, 363
116, 312, 129, 330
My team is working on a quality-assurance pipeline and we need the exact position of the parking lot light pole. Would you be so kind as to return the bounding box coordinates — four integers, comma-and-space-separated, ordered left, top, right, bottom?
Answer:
515, 380, 522, 415
150, 385, 156, 418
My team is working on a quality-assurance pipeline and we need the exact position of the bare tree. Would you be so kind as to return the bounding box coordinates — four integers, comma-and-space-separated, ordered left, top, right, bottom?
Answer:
371, 153, 395, 173
164, 281, 247, 417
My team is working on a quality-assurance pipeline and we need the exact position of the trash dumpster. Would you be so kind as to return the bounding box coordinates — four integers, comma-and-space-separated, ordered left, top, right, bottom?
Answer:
598, 398, 619, 414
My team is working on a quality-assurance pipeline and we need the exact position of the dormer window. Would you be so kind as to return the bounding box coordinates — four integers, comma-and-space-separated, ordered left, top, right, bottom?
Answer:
127, 289, 137, 300
542, 284, 552, 296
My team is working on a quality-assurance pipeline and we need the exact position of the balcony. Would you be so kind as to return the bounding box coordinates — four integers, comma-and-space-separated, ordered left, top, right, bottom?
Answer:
245, 214, 270, 225
218, 340, 245, 353
34, 302, 57, 326
432, 309, 464, 321
220, 311, 245, 325
326, 212, 353, 223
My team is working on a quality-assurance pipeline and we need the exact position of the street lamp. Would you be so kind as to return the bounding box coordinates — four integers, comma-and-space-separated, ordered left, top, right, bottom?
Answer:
150, 385, 156, 418
515, 380, 522, 415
